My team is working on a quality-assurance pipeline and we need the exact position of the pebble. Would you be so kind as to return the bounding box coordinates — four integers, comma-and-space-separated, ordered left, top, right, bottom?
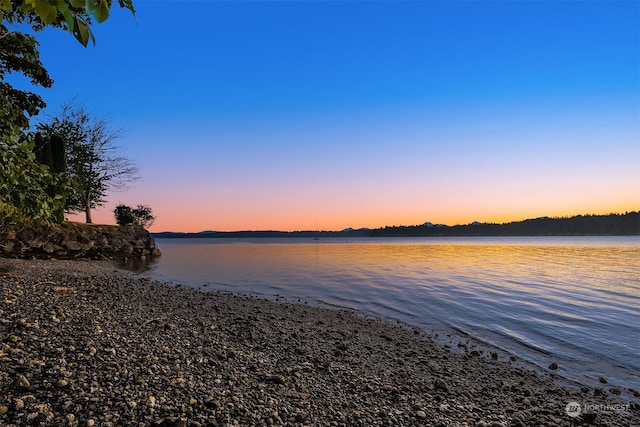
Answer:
16, 374, 30, 387
0, 258, 636, 427
269, 374, 287, 384
434, 378, 448, 392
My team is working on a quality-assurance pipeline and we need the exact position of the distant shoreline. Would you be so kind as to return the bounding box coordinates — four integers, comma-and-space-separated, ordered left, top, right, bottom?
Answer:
152, 212, 640, 238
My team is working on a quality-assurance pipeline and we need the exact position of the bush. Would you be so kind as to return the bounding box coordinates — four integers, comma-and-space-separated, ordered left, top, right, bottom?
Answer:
0, 137, 67, 227
114, 204, 155, 228
114, 204, 134, 226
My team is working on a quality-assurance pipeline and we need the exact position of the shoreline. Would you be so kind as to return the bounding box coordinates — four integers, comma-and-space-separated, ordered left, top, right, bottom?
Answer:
144, 235, 640, 398
1, 258, 638, 426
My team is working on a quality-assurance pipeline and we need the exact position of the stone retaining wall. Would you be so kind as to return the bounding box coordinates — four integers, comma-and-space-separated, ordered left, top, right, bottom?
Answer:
0, 222, 160, 260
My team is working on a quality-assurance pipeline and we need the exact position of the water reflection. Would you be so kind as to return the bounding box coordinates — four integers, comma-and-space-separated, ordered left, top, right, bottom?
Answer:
115, 256, 159, 273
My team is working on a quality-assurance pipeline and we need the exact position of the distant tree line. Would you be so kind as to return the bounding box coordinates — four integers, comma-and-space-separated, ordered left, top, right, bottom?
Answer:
152, 212, 639, 238
152, 229, 372, 239
371, 212, 640, 237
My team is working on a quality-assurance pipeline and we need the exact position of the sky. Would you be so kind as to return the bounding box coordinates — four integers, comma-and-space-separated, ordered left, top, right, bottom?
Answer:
14, 0, 640, 232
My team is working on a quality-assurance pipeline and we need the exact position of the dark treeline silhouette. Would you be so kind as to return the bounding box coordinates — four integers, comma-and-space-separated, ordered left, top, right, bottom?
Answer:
371, 212, 640, 237
152, 229, 373, 239
153, 212, 639, 238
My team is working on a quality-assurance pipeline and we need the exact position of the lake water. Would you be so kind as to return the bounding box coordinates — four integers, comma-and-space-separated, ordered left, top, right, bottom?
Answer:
142, 236, 640, 394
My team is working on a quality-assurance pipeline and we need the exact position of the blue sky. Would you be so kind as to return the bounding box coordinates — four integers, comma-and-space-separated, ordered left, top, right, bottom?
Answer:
15, 0, 640, 231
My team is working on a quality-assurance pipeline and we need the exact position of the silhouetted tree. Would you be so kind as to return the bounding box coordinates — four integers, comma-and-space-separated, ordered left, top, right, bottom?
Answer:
114, 204, 134, 226
38, 102, 140, 223
115, 204, 155, 228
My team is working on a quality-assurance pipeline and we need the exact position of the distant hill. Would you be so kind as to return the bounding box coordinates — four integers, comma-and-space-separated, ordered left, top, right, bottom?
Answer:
152, 212, 639, 238
371, 212, 640, 237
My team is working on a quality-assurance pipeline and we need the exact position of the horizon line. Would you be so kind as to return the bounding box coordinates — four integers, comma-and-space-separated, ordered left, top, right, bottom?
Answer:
150, 210, 639, 235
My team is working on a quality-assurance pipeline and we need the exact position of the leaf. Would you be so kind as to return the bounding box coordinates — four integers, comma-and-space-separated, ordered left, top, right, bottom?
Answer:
71, 17, 97, 47
42, 5, 55, 24
20, 0, 38, 12
62, 8, 74, 30
0, 0, 12, 11
118, 0, 135, 14
69, 0, 85, 7
93, 0, 110, 23
34, 1, 58, 25
73, 18, 91, 47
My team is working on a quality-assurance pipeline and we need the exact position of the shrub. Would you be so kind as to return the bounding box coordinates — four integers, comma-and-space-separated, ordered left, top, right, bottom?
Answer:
114, 204, 134, 226
0, 137, 67, 227
114, 204, 155, 228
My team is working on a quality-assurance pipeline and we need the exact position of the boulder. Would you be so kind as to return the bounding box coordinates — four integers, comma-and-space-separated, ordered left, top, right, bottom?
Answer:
0, 223, 160, 261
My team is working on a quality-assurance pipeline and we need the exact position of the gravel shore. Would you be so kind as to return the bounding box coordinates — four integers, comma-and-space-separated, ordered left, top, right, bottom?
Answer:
1, 259, 637, 426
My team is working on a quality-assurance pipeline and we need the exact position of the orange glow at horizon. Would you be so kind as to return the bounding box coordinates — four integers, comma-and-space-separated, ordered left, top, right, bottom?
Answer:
68, 200, 640, 233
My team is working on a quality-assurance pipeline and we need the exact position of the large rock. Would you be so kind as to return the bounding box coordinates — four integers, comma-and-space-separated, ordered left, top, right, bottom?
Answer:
0, 223, 160, 261
63, 239, 82, 251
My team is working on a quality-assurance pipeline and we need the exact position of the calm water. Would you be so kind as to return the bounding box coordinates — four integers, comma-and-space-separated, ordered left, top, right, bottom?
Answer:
143, 236, 640, 393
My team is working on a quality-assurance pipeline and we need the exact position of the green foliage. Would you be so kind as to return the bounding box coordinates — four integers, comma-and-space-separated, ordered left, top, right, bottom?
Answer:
31, 132, 67, 222
0, 23, 52, 135
114, 203, 155, 228
1, 0, 135, 137
0, 135, 66, 227
2, 0, 136, 47
0, 1, 135, 226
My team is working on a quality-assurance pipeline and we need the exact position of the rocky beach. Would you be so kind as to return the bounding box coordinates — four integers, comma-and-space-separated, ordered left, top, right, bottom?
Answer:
0, 258, 637, 427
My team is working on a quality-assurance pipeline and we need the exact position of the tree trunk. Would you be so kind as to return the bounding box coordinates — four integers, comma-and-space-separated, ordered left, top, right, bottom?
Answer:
85, 196, 92, 223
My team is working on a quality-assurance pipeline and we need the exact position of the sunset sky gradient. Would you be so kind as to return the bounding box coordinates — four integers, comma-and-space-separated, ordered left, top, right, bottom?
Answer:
18, 1, 640, 232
